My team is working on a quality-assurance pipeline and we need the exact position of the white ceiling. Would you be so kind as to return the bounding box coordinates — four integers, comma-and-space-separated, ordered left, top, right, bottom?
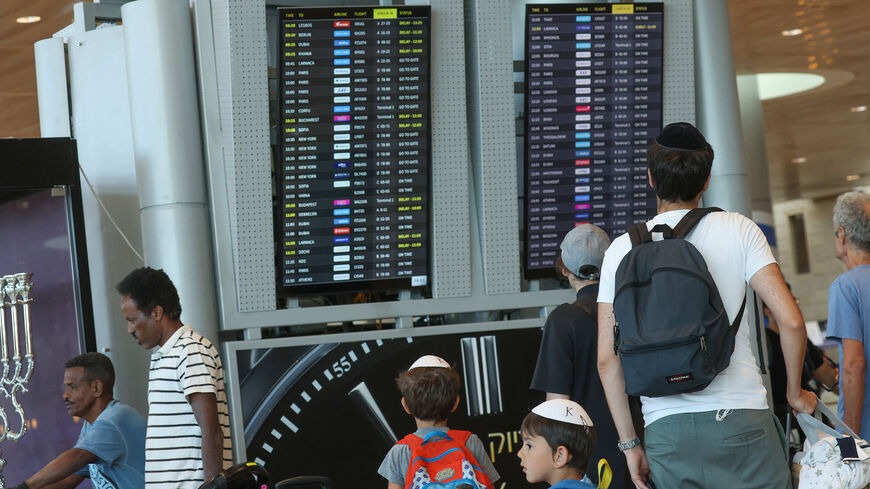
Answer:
1, 0, 868, 202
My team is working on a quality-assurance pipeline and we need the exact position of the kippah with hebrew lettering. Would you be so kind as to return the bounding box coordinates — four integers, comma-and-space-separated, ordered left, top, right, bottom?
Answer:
531, 399, 593, 427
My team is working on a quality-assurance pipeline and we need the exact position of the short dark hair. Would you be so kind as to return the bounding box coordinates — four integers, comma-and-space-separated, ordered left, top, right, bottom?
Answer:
647, 132, 714, 203
116, 267, 182, 320
65, 352, 115, 393
396, 366, 461, 422
521, 412, 597, 474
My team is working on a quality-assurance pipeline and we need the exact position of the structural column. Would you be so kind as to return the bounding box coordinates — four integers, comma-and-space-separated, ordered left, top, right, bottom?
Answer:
694, 0, 750, 215
694, 0, 772, 399
122, 0, 219, 341
737, 74, 777, 249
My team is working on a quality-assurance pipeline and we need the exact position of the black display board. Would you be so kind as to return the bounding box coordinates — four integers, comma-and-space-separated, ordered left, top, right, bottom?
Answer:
240, 328, 544, 489
277, 6, 431, 294
523, 3, 664, 278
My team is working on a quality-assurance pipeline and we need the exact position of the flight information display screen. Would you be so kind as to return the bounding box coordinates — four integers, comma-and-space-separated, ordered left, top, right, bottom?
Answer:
277, 6, 431, 293
523, 3, 663, 277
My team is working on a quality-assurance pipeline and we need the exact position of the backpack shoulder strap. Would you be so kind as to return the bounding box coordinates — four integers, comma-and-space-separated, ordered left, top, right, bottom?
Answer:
671, 207, 723, 239
730, 294, 747, 335
399, 432, 424, 450
445, 430, 471, 444
400, 433, 424, 489
627, 222, 652, 248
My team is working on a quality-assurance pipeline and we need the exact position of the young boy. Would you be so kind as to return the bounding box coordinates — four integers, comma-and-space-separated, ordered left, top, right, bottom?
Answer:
377, 355, 499, 489
518, 399, 598, 489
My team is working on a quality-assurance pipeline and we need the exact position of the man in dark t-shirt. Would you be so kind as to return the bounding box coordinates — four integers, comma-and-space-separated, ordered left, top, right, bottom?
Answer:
763, 293, 837, 430
530, 224, 641, 489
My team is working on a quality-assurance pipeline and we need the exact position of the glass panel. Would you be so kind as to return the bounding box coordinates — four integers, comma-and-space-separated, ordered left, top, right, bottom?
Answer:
0, 187, 86, 485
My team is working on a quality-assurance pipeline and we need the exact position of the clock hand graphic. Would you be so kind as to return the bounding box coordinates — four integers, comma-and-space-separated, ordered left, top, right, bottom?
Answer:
241, 330, 540, 488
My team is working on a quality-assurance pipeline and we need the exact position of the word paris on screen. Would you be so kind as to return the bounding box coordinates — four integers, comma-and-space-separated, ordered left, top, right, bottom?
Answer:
524, 3, 664, 278
277, 6, 431, 294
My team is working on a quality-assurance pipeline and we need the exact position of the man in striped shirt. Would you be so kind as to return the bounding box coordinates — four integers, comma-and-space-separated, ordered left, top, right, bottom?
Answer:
117, 267, 232, 488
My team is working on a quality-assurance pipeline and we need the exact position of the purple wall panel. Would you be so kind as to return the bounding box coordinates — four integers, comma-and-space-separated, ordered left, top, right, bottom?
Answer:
0, 189, 87, 485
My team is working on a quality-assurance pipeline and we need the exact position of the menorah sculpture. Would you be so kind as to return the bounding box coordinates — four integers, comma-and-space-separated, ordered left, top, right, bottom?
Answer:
0, 273, 35, 489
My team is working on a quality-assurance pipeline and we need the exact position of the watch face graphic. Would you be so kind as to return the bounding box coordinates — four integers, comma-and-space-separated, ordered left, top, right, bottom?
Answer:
238, 328, 543, 488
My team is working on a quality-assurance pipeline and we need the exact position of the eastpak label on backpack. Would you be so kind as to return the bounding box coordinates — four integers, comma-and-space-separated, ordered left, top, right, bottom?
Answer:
400, 430, 494, 489
613, 207, 746, 397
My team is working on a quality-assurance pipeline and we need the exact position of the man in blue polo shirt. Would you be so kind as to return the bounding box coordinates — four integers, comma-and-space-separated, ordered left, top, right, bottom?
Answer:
11, 353, 145, 489
826, 191, 870, 439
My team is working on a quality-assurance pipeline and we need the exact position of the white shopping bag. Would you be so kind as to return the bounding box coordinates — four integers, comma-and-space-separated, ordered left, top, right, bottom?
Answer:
797, 396, 870, 489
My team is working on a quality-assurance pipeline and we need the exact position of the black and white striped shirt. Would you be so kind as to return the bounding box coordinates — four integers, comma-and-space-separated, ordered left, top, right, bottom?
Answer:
147, 325, 232, 488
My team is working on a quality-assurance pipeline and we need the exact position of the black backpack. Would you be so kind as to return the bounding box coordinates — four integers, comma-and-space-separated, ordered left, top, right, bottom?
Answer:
613, 207, 746, 397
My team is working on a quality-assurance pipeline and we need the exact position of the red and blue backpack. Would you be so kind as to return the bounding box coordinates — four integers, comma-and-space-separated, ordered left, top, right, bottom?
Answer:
399, 430, 494, 489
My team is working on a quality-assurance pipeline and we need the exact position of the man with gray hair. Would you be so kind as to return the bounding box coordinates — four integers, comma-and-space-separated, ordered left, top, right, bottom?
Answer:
826, 190, 870, 438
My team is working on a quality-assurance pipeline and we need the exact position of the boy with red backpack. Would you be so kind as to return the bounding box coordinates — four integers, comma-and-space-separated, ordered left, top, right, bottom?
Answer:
377, 355, 499, 489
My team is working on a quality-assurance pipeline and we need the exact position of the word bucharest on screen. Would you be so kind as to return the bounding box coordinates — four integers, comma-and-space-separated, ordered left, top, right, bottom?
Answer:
277, 6, 431, 293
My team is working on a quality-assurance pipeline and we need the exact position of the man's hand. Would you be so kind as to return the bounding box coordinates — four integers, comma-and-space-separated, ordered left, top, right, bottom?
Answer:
624, 446, 651, 489
787, 388, 818, 415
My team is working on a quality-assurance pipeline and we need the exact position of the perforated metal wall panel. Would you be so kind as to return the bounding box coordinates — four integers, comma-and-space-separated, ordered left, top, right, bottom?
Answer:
211, 0, 276, 312
429, 0, 475, 298
663, 0, 695, 124
465, 0, 522, 295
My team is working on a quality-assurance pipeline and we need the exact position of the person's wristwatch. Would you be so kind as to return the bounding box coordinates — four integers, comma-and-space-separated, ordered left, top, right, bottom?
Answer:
617, 437, 641, 451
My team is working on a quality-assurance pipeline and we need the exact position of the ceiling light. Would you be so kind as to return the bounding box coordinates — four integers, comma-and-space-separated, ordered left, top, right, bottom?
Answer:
851, 106, 867, 113
16, 16, 41, 24
782, 28, 804, 36
738, 73, 826, 100
791, 157, 807, 164
846, 175, 861, 181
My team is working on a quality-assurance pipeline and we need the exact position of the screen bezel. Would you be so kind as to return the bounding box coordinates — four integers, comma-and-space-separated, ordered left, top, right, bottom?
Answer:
273, 5, 434, 297
522, 2, 665, 280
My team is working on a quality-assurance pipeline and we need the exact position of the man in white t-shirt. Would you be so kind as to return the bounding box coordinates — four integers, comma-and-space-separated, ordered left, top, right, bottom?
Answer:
596, 122, 817, 489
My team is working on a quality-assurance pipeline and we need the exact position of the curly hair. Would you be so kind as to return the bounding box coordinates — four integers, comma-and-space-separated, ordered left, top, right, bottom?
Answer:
116, 267, 182, 320
65, 352, 116, 393
521, 412, 597, 474
834, 191, 870, 254
396, 366, 461, 422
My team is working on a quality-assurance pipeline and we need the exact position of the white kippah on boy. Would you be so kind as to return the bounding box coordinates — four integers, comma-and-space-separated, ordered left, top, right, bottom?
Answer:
532, 399, 594, 427
519, 399, 600, 489
407, 355, 451, 370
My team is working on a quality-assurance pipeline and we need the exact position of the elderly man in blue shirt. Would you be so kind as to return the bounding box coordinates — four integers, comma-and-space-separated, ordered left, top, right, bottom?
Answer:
827, 191, 870, 439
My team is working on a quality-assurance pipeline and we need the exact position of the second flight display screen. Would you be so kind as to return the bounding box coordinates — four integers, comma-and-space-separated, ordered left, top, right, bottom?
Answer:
524, 3, 664, 277
277, 6, 431, 293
